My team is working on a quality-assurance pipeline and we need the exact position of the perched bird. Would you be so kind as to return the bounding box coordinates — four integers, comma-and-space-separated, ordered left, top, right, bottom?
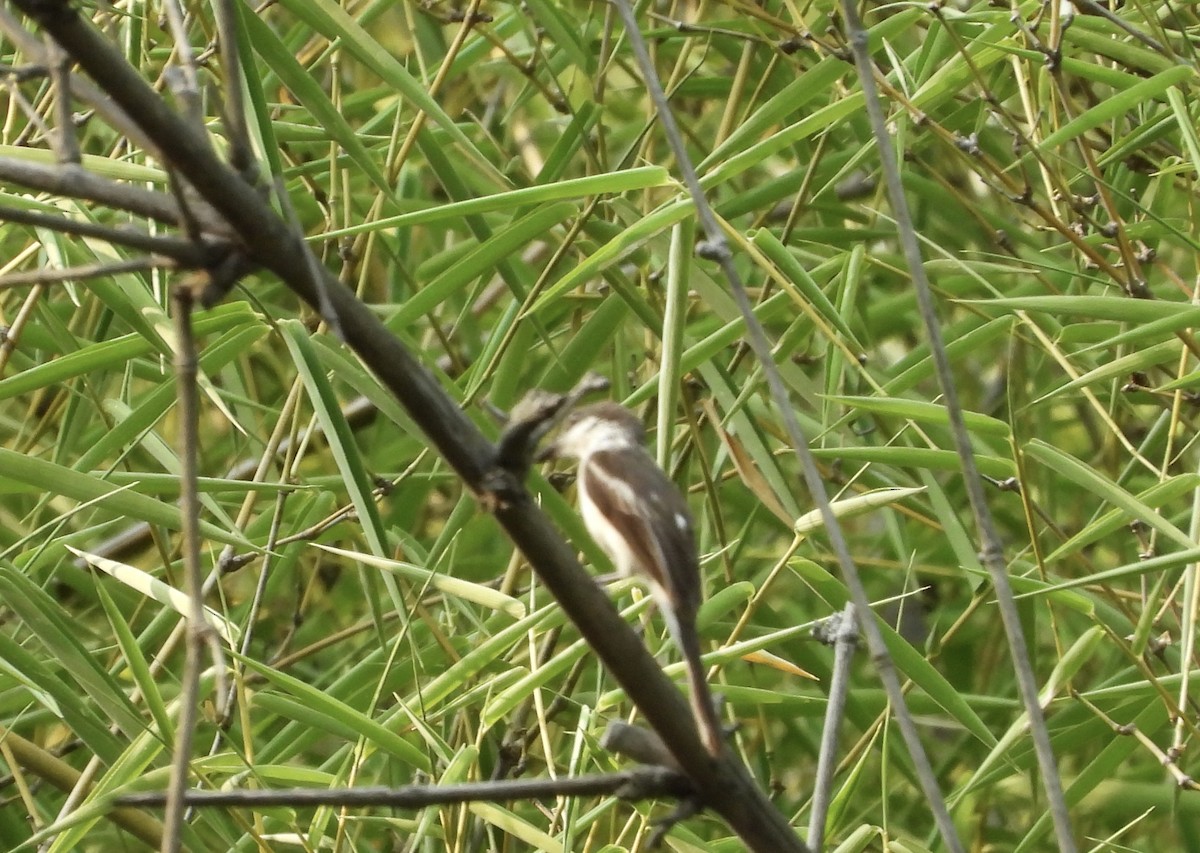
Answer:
543, 401, 724, 755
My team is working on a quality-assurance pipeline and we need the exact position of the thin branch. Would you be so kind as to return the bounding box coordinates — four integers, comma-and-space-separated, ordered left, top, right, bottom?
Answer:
0, 156, 182, 223
117, 768, 694, 810
1069, 0, 1167, 54
0, 202, 220, 263
5, 71, 56, 146
7, 4, 805, 850
0, 281, 40, 375
1075, 691, 1197, 790
838, 0, 1076, 849
161, 64, 224, 248
163, 280, 222, 853
0, 5, 159, 154
608, 0, 962, 849
44, 34, 78, 163
160, 0, 200, 101
807, 604, 857, 851
0, 255, 168, 289
212, 0, 253, 174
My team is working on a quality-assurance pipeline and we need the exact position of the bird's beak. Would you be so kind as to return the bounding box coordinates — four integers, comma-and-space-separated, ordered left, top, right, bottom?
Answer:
534, 440, 559, 463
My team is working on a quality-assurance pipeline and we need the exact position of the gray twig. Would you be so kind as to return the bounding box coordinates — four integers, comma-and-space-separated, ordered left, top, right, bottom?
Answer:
118, 768, 694, 810
44, 35, 79, 164
838, 0, 1075, 849
212, 0, 253, 174
0, 203, 221, 263
0, 157, 183, 224
609, 0, 959, 849
807, 604, 857, 851
162, 282, 203, 853
0, 6, 159, 154
0, 255, 169, 289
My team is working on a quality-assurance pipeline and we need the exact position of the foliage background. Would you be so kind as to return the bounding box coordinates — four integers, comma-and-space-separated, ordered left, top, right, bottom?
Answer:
1, 0, 1198, 850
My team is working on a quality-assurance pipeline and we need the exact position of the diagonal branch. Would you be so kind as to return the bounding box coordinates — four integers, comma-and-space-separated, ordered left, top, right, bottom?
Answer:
4, 3, 807, 849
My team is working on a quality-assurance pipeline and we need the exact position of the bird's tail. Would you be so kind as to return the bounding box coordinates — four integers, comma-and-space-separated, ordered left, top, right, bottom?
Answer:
663, 607, 725, 757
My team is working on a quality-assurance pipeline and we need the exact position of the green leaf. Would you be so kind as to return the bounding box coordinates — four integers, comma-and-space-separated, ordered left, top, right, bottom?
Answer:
0, 303, 259, 402
325, 167, 669, 238
1045, 475, 1200, 563
313, 544, 525, 617
1030, 341, 1178, 404
1023, 440, 1193, 550
791, 560, 997, 747
280, 320, 388, 558
240, 654, 433, 772
794, 487, 926, 535
391, 202, 579, 330
66, 546, 240, 647
0, 450, 251, 549
962, 295, 1200, 324
1034, 65, 1194, 156
829, 395, 1012, 438
241, 9, 392, 196
0, 566, 145, 738
275, 0, 504, 185
0, 631, 123, 764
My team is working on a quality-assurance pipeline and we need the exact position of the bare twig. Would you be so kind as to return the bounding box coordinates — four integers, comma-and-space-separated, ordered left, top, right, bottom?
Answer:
0, 255, 170, 289
0, 282, 40, 375
1069, 0, 1168, 54
212, 0, 253, 174
0, 203, 220, 264
118, 768, 694, 810
44, 35, 78, 164
838, 0, 1075, 849
5, 57, 54, 148
609, 0, 959, 849
162, 281, 206, 853
0, 6, 159, 154
161, 64, 222, 248
160, 0, 200, 100
0, 157, 182, 223
1075, 691, 1197, 790
807, 604, 857, 851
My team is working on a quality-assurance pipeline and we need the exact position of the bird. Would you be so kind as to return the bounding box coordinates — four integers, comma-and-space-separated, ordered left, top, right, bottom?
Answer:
543, 401, 724, 756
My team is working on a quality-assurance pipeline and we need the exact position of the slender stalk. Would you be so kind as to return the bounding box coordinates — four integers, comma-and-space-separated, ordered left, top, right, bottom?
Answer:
44, 35, 78, 164
119, 769, 694, 809
0, 255, 170, 289
0, 203, 217, 262
0, 157, 182, 223
838, 0, 1076, 849
162, 284, 203, 853
807, 603, 857, 851
212, 0, 252, 174
609, 0, 964, 849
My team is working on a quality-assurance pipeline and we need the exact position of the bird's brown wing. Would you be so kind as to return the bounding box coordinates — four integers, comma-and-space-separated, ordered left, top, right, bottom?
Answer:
582, 448, 701, 618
